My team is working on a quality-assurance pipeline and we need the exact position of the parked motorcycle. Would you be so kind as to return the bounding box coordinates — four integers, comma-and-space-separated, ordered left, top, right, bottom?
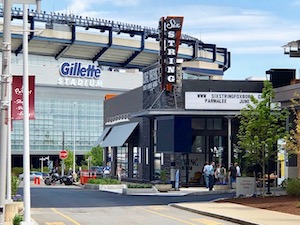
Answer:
44, 173, 74, 186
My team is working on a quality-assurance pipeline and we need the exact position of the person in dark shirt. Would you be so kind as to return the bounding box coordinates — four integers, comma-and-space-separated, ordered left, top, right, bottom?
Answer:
228, 163, 237, 187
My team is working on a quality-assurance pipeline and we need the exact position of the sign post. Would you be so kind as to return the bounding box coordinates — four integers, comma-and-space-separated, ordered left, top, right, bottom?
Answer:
60, 150, 68, 176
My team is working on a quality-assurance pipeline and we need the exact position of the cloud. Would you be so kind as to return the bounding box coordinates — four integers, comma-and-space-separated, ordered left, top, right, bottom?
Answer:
64, 0, 139, 14
53, 1, 300, 55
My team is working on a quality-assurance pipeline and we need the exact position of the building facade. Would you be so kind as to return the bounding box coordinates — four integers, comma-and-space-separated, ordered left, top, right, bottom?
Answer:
8, 55, 142, 168
100, 62, 265, 185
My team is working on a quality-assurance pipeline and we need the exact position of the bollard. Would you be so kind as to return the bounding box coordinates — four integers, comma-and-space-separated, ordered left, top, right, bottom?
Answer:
34, 177, 40, 185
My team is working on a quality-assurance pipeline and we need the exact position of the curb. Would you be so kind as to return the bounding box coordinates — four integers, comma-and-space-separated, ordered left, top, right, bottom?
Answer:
186, 189, 236, 196
169, 204, 259, 225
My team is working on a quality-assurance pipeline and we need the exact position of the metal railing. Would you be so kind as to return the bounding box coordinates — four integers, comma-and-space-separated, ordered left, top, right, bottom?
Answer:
0, 7, 198, 41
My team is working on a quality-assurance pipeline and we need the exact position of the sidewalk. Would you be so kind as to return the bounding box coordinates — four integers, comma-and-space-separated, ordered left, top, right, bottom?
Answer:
122, 186, 300, 225
169, 187, 300, 225
171, 202, 300, 225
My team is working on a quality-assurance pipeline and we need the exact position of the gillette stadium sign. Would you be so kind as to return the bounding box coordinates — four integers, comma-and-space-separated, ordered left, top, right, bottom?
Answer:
58, 62, 102, 88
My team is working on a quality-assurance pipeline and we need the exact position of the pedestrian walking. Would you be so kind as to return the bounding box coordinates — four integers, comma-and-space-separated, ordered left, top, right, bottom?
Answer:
215, 163, 226, 184
203, 161, 210, 188
103, 163, 111, 178
228, 163, 237, 188
208, 161, 215, 191
116, 163, 124, 182
235, 162, 241, 177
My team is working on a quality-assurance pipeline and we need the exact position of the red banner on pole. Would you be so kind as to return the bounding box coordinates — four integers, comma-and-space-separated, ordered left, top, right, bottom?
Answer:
11, 75, 35, 120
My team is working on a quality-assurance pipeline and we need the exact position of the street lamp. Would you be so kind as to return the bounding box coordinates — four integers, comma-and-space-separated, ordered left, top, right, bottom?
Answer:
39, 156, 49, 173
73, 102, 77, 176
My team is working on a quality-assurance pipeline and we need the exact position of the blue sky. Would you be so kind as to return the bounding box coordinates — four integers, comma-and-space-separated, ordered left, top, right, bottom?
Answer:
29, 0, 300, 80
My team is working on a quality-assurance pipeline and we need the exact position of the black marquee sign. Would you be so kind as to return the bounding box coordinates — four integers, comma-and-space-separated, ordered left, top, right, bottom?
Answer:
159, 16, 184, 90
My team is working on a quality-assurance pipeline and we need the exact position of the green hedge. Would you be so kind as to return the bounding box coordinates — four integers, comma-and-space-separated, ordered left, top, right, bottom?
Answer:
13, 214, 23, 225
286, 178, 300, 197
127, 184, 153, 188
88, 178, 121, 185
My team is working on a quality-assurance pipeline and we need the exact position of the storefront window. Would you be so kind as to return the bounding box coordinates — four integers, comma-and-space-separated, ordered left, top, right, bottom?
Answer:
117, 145, 128, 177
154, 153, 162, 180
192, 118, 205, 130
211, 136, 225, 164
133, 147, 139, 178
192, 136, 205, 153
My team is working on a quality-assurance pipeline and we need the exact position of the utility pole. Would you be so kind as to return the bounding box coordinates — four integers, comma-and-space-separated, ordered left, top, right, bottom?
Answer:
0, 1, 12, 223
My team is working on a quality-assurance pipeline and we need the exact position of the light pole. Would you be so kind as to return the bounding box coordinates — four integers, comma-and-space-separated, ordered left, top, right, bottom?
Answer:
73, 102, 77, 176
39, 156, 49, 173
0, 1, 12, 223
0, 1, 37, 224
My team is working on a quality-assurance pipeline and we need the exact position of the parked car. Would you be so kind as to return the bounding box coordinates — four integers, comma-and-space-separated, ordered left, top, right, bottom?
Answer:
18, 171, 44, 181
89, 166, 103, 177
42, 172, 49, 179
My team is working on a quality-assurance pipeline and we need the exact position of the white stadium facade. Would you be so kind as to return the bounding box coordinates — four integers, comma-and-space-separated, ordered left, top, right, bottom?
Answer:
0, 6, 230, 169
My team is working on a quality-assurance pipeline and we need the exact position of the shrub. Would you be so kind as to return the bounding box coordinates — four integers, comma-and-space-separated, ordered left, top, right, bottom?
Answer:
127, 184, 152, 188
88, 178, 120, 185
286, 178, 300, 197
13, 214, 23, 225
12, 167, 23, 177
11, 175, 20, 196
159, 170, 169, 184
42, 166, 49, 173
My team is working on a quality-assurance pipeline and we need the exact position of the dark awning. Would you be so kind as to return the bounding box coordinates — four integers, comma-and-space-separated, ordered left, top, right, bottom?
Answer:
94, 127, 112, 146
101, 122, 139, 147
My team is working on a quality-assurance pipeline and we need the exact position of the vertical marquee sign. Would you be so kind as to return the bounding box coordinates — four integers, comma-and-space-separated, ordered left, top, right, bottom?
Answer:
159, 16, 184, 90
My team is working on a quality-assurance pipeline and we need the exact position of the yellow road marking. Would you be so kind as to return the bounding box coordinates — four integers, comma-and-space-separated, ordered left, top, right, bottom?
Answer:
46, 223, 65, 225
191, 218, 224, 225
148, 206, 169, 211
136, 206, 197, 225
51, 208, 81, 225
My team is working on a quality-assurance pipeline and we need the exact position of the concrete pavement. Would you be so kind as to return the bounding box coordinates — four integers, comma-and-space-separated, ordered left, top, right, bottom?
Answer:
32, 181, 300, 225
171, 201, 300, 225
119, 186, 299, 225
168, 187, 300, 225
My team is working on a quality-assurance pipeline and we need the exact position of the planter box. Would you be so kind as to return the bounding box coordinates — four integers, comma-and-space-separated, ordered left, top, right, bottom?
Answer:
84, 184, 100, 190
155, 184, 172, 192
5, 202, 23, 223
99, 184, 126, 191
124, 187, 157, 194
84, 184, 125, 191
213, 184, 231, 190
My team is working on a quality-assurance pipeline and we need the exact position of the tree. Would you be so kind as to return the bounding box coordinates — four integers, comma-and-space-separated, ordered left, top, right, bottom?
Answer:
237, 81, 289, 193
84, 146, 104, 166
284, 93, 300, 179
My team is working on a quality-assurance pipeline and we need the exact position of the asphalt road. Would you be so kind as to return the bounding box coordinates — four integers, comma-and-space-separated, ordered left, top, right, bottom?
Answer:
23, 185, 238, 225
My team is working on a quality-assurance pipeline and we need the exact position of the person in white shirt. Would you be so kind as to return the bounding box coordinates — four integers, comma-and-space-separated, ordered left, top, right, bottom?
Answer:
203, 161, 210, 188
235, 162, 241, 177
